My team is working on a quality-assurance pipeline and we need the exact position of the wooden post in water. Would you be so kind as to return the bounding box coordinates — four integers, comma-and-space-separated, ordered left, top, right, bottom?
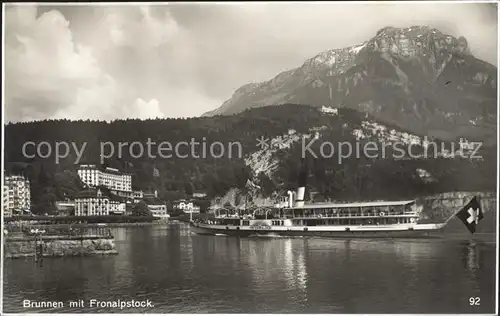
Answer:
81, 227, 84, 257
38, 236, 43, 261
34, 234, 38, 262
34, 232, 44, 262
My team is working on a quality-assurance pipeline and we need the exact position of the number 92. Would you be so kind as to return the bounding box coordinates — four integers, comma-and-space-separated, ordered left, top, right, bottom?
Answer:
469, 297, 480, 306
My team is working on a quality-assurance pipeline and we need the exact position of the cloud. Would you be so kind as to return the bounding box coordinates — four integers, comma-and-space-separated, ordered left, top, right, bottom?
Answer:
130, 98, 164, 120
4, 3, 497, 122
4, 5, 184, 122
5, 5, 112, 122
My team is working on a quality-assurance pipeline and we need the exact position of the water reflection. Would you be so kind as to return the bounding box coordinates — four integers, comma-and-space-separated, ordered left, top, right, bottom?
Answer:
464, 240, 480, 271
3, 224, 496, 314
283, 238, 307, 296
183, 226, 194, 273
306, 238, 442, 270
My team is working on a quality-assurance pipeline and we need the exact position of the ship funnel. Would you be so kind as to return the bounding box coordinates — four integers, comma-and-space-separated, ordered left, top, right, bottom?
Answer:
296, 187, 305, 207
287, 190, 294, 208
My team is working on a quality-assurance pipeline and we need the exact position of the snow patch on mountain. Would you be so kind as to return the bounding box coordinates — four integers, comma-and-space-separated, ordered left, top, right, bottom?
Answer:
350, 43, 367, 54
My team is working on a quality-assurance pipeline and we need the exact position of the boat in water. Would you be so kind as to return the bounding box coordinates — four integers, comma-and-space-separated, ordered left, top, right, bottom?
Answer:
191, 202, 447, 238
190, 184, 480, 238
191, 158, 485, 238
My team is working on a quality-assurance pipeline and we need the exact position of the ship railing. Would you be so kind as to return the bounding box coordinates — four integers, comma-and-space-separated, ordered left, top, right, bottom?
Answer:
281, 213, 418, 219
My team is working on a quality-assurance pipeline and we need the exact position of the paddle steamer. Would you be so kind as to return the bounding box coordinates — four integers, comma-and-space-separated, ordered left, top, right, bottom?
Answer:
190, 184, 455, 238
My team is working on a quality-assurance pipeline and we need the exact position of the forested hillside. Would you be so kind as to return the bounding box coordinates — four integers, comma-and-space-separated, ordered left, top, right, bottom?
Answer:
5, 104, 496, 214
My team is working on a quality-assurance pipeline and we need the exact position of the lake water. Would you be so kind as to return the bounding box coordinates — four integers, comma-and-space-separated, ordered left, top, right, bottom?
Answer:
2, 222, 497, 313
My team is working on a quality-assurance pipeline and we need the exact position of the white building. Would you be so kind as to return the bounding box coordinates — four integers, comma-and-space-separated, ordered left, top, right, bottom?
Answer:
143, 190, 159, 199
192, 192, 207, 198
133, 190, 144, 197
55, 200, 75, 216
4, 175, 31, 217
110, 189, 134, 200
143, 192, 169, 218
77, 165, 132, 192
147, 203, 169, 218
108, 200, 126, 215
173, 199, 200, 214
3, 185, 12, 218
74, 189, 126, 216
131, 190, 144, 203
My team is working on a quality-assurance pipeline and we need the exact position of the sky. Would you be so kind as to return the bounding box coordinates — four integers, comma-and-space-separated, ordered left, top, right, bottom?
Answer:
3, 2, 498, 122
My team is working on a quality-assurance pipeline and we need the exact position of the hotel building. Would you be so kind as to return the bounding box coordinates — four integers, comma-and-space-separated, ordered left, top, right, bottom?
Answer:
77, 165, 132, 192
4, 175, 31, 217
74, 188, 126, 216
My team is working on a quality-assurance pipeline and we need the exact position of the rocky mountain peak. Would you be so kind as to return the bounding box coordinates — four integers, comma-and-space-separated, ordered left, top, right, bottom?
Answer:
302, 25, 471, 73
203, 25, 495, 144
370, 25, 470, 57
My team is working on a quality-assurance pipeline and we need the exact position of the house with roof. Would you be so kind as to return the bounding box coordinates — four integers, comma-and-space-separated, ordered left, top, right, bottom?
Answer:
173, 199, 200, 214
74, 188, 126, 216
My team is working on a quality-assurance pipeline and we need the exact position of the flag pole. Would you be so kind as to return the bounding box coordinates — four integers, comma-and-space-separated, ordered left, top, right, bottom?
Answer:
443, 209, 460, 225
442, 195, 478, 225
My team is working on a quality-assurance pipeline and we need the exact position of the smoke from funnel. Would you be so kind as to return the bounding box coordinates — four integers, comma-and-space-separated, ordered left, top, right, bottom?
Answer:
297, 158, 308, 187
296, 158, 308, 207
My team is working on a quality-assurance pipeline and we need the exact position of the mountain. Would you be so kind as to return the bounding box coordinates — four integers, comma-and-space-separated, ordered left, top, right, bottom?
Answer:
203, 26, 497, 144
5, 105, 496, 214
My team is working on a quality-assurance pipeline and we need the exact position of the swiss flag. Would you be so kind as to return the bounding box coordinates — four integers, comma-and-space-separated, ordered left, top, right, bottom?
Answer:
455, 196, 484, 234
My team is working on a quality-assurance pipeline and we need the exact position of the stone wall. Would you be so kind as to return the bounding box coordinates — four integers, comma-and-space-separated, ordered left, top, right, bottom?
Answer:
4, 236, 118, 259
417, 191, 496, 234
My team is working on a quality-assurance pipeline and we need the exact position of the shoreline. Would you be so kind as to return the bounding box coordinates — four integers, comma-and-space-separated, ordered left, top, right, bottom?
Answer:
5, 220, 171, 229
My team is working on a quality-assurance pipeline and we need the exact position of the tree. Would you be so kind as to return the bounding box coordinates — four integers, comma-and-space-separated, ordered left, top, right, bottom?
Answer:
184, 181, 194, 196
132, 201, 152, 217
3, 104, 496, 205
38, 164, 50, 186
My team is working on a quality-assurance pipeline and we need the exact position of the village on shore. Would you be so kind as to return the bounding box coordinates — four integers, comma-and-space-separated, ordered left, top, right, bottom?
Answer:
3, 164, 206, 222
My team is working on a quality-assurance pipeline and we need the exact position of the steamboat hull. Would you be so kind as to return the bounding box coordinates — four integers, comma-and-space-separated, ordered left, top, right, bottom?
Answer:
189, 223, 445, 239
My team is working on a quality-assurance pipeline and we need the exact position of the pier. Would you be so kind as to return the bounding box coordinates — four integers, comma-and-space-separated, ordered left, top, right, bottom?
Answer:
3, 223, 118, 259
